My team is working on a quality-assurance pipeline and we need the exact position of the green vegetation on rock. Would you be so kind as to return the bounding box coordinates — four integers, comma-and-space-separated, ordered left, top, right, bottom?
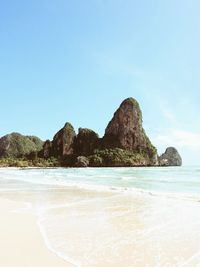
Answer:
0, 157, 59, 168
75, 156, 89, 167
0, 97, 181, 168
0, 133, 43, 158
90, 148, 150, 167
88, 154, 103, 167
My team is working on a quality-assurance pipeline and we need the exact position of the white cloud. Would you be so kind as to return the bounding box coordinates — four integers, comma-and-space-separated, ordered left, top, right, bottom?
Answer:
152, 129, 200, 153
151, 129, 200, 165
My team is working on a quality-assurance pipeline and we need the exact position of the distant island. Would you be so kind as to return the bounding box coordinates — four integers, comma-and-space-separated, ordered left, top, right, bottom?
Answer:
0, 97, 182, 167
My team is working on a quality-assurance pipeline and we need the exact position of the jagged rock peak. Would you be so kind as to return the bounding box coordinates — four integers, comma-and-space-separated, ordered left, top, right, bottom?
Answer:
78, 128, 99, 136
159, 147, 182, 166
74, 128, 99, 156
103, 97, 157, 160
120, 97, 142, 112
52, 122, 76, 157
104, 97, 143, 147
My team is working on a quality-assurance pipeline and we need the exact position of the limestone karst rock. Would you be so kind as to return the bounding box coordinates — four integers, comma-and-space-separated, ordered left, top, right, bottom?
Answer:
0, 97, 182, 168
0, 133, 43, 158
102, 97, 157, 164
43, 140, 52, 159
74, 128, 99, 156
51, 122, 76, 157
159, 147, 182, 166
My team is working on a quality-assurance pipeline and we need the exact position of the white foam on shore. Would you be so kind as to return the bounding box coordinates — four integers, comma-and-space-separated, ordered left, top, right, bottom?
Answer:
37, 218, 82, 267
1, 167, 200, 204
1, 167, 200, 267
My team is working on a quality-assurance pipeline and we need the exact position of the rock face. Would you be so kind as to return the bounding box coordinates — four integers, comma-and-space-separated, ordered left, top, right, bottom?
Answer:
40, 97, 161, 166
1, 97, 182, 168
159, 147, 182, 166
75, 156, 89, 167
102, 98, 157, 164
51, 122, 76, 157
74, 128, 99, 156
0, 133, 43, 158
43, 140, 52, 159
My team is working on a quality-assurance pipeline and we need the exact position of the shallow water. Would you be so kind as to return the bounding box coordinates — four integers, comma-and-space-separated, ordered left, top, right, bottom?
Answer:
0, 167, 200, 267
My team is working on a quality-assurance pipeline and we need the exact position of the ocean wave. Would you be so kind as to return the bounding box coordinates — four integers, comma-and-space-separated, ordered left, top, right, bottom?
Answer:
1, 167, 200, 204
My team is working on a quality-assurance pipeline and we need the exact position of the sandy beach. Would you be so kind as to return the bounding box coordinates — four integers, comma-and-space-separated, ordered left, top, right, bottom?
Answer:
1, 167, 200, 267
0, 198, 73, 267
1, 192, 200, 267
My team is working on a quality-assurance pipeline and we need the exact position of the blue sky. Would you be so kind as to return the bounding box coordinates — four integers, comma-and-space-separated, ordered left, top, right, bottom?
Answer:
0, 0, 200, 165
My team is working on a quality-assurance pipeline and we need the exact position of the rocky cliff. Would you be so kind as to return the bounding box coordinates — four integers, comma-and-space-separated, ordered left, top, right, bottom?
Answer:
102, 98, 157, 165
43, 122, 76, 158
0, 97, 182, 167
74, 128, 99, 156
159, 147, 182, 166
39, 97, 182, 167
52, 122, 76, 157
103, 98, 144, 149
40, 97, 160, 166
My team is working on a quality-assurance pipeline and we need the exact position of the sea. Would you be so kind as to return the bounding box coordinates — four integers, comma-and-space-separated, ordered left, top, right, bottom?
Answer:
0, 166, 200, 267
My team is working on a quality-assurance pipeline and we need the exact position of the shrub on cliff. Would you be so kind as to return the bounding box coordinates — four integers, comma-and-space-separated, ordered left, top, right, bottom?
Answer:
88, 154, 103, 167
90, 148, 148, 167
75, 156, 89, 167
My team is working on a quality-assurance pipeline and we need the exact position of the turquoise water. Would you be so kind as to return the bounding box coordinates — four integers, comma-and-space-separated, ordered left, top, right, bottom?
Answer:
0, 166, 200, 196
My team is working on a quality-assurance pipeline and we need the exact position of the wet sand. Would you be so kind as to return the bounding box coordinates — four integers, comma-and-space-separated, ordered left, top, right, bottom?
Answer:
1, 169, 200, 267
0, 198, 74, 267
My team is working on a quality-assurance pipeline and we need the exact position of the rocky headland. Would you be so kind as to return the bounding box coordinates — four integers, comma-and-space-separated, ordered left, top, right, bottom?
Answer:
0, 97, 182, 167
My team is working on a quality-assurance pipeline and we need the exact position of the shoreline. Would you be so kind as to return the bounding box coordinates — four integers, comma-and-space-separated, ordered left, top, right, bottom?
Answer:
0, 198, 74, 267
0, 165, 183, 170
0, 167, 200, 266
0, 167, 199, 204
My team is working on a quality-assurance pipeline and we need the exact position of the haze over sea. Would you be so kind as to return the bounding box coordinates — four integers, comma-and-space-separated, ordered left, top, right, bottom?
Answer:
1, 166, 200, 267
